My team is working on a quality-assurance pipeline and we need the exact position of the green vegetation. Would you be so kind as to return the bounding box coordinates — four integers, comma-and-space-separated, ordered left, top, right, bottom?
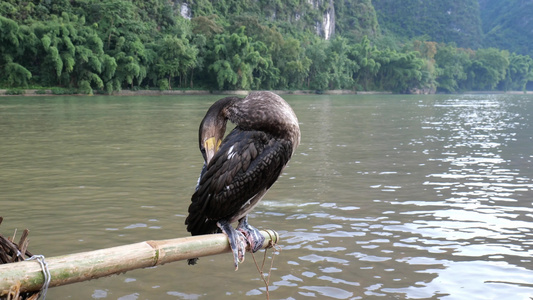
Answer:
373, 0, 483, 49
480, 0, 533, 58
0, 0, 532, 94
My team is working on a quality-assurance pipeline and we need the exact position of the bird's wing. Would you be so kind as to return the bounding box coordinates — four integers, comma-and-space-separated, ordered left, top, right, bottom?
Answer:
186, 129, 293, 234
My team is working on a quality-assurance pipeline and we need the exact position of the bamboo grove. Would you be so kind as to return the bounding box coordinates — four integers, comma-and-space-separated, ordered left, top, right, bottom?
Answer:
1, 0, 532, 94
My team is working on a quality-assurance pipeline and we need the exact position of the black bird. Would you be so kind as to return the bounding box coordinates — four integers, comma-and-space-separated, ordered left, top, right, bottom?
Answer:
185, 91, 300, 270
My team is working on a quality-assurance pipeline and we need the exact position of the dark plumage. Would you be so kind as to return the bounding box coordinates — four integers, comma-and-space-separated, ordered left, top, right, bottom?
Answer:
185, 91, 300, 269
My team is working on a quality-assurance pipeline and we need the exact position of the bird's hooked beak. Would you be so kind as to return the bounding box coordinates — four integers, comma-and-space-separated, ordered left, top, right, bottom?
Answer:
203, 136, 222, 165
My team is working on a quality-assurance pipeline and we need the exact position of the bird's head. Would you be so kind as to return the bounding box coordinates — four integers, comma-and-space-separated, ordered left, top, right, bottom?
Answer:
200, 130, 222, 165
198, 96, 239, 164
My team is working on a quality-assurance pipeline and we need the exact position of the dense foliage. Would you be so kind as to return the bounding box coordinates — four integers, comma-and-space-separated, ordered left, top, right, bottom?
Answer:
373, 0, 483, 49
0, 0, 532, 94
479, 0, 533, 58
374, 0, 533, 60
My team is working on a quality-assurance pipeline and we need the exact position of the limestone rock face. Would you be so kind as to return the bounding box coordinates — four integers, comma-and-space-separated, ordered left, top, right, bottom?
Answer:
316, 0, 335, 40
176, 0, 381, 41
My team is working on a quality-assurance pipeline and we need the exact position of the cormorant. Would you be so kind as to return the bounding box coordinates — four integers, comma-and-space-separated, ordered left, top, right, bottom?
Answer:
185, 91, 300, 270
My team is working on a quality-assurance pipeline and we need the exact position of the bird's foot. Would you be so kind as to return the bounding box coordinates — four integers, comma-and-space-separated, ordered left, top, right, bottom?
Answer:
237, 217, 265, 253
235, 231, 247, 266
217, 220, 247, 270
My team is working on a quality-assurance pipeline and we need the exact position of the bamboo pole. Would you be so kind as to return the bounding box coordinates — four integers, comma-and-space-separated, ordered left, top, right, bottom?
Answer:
0, 230, 279, 295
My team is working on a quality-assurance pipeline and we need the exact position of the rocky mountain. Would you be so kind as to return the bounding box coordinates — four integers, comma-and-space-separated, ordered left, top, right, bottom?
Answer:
179, 0, 379, 41
372, 0, 483, 48
177, 0, 531, 57
479, 0, 533, 57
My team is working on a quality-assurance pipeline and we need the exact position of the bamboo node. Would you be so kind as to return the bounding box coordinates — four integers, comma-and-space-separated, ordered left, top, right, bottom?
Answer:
263, 229, 279, 249
145, 240, 161, 266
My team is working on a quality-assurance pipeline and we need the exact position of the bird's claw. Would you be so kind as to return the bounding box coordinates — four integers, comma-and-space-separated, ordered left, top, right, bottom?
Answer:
237, 217, 265, 253
218, 219, 265, 270
234, 230, 247, 270
218, 221, 248, 270
238, 227, 265, 253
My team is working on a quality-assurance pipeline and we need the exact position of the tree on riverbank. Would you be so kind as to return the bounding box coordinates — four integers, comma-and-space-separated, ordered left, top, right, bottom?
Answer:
1, 0, 532, 94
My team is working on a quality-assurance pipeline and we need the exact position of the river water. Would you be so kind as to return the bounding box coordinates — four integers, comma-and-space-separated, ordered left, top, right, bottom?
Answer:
1, 94, 532, 299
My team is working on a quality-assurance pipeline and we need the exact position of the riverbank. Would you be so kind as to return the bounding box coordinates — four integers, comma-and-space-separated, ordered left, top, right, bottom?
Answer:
1, 88, 532, 96
0, 89, 388, 97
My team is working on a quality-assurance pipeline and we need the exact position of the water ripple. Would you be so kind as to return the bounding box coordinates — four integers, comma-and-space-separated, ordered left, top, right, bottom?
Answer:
3, 95, 533, 299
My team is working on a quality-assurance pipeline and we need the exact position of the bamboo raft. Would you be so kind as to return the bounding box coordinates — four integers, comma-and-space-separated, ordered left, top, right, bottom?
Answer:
0, 217, 279, 298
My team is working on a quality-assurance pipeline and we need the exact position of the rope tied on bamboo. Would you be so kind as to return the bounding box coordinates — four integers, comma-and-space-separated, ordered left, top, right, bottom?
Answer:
25, 255, 50, 300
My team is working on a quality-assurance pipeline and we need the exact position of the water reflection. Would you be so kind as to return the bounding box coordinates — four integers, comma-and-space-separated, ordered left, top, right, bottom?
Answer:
381, 95, 533, 298
0, 94, 532, 299
262, 94, 533, 299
